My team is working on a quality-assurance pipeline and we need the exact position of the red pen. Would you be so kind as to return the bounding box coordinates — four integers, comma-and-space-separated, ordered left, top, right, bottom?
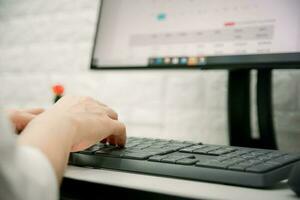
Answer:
52, 84, 64, 103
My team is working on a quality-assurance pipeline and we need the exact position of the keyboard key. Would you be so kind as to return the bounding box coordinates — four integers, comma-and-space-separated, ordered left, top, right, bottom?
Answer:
94, 142, 106, 147
183, 141, 199, 145
122, 152, 155, 160
266, 152, 287, 159
256, 155, 272, 162
228, 164, 247, 171
109, 150, 126, 157
208, 147, 236, 155
168, 143, 194, 149
196, 160, 231, 169
221, 158, 245, 165
243, 159, 263, 166
204, 150, 224, 155
155, 141, 170, 146
179, 145, 203, 153
95, 150, 110, 155
253, 153, 279, 160
222, 147, 237, 153
171, 154, 195, 159
233, 149, 254, 156
134, 144, 152, 149
193, 146, 221, 154
215, 156, 231, 162
247, 150, 268, 157
125, 143, 139, 148
270, 154, 300, 164
142, 142, 157, 146
228, 161, 260, 171
125, 147, 144, 152
159, 148, 178, 154
141, 148, 173, 155
81, 145, 102, 154
103, 145, 118, 150
246, 163, 281, 173
148, 155, 168, 162
154, 139, 167, 142
176, 158, 198, 165
159, 154, 195, 163
150, 144, 165, 149
94, 146, 119, 155
241, 154, 257, 159
142, 147, 163, 152
161, 157, 179, 163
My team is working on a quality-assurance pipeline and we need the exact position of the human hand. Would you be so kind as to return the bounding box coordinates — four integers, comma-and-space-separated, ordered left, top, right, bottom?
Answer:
30, 95, 126, 152
8, 108, 44, 133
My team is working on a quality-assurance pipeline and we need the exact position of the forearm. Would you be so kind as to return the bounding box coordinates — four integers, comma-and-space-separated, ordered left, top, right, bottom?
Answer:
15, 95, 126, 184
18, 115, 75, 183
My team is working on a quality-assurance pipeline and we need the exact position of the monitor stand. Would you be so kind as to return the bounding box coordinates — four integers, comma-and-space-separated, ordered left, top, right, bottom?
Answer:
228, 69, 277, 149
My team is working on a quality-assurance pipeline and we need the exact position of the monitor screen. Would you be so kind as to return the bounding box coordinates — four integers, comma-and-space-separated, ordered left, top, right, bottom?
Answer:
91, 0, 300, 69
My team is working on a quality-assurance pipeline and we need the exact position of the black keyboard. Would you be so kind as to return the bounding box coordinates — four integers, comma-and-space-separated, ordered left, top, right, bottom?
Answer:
69, 137, 300, 188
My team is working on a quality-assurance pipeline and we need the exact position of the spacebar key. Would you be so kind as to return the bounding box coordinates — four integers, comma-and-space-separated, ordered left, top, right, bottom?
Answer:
122, 152, 154, 160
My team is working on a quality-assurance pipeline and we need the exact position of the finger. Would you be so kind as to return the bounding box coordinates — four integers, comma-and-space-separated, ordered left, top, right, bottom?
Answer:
95, 101, 108, 108
79, 96, 108, 107
86, 104, 118, 120
23, 108, 45, 115
112, 121, 126, 147
91, 97, 108, 107
107, 135, 117, 146
71, 141, 93, 152
105, 107, 118, 120
14, 112, 36, 132
100, 138, 107, 144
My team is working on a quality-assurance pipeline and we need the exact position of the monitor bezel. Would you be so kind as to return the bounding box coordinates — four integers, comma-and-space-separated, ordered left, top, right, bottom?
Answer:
90, 0, 300, 70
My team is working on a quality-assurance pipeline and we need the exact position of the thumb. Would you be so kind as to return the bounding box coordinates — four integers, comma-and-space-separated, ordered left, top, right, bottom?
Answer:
22, 108, 45, 115
12, 112, 36, 133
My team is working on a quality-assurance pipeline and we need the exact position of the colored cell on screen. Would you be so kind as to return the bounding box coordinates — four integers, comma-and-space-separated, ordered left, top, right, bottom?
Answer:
157, 13, 167, 21
154, 58, 163, 65
179, 57, 188, 65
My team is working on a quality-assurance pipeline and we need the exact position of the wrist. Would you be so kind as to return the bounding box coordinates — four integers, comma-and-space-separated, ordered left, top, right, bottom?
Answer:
21, 112, 76, 151
18, 113, 77, 183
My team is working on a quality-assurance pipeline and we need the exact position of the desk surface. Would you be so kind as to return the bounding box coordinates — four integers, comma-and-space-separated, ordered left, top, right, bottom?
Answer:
65, 166, 298, 200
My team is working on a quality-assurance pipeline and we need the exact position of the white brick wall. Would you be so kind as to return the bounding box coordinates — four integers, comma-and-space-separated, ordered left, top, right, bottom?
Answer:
0, 0, 299, 152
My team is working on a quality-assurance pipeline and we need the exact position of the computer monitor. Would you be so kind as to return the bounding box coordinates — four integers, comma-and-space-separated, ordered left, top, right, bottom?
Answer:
91, 0, 300, 69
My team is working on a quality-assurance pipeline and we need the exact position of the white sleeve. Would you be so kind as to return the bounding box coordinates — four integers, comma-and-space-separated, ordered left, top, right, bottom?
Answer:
0, 110, 58, 200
